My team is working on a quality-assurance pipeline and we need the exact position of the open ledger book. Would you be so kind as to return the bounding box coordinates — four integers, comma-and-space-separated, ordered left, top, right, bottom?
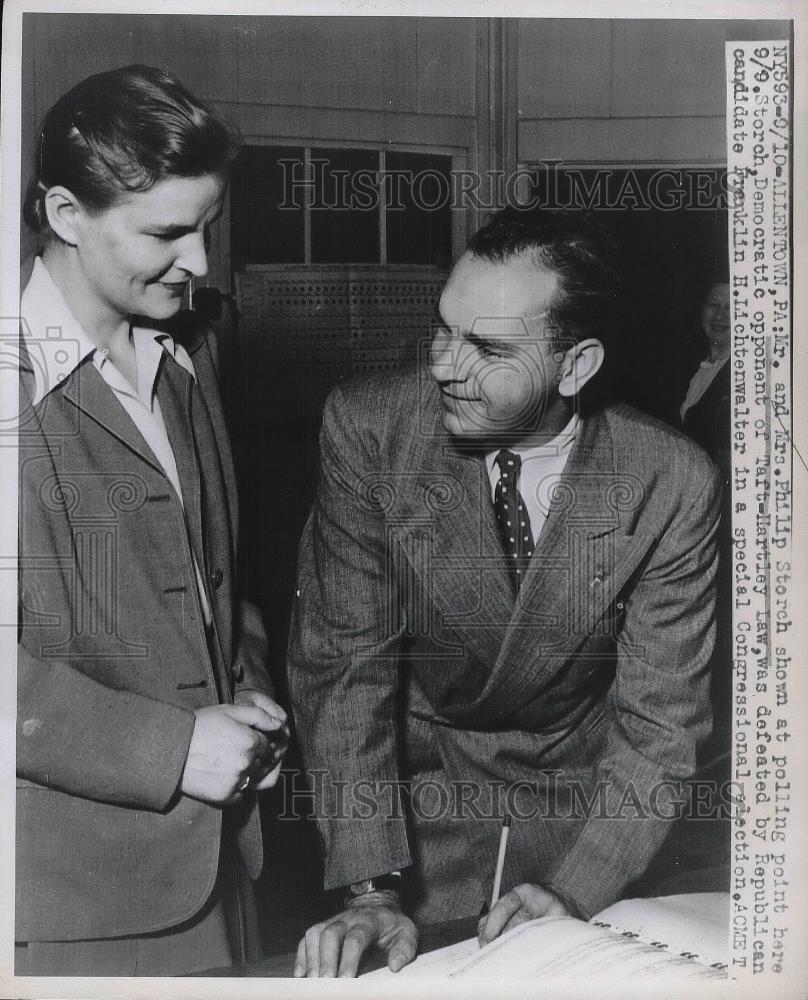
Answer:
365, 893, 729, 980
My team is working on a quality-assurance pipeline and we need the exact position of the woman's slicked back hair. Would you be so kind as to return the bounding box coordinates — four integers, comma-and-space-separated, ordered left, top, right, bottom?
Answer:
24, 64, 238, 234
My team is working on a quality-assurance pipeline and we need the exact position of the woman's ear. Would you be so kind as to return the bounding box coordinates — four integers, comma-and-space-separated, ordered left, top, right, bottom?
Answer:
558, 338, 605, 398
43, 186, 82, 247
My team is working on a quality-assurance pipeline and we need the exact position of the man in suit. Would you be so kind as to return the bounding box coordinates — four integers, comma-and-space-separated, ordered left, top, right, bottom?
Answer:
288, 209, 721, 977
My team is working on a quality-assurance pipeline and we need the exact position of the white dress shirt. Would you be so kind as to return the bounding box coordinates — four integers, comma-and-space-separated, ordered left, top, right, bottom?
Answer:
21, 256, 212, 626
486, 413, 579, 547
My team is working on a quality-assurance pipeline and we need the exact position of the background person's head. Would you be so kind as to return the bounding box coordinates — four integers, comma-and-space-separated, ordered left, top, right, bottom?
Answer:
430, 208, 620, 446
24, 65, 238, 325
699, 280, 731, 359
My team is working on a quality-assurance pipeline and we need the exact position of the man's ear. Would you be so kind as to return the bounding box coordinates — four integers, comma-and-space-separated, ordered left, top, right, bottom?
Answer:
557, 338, 605, 398
43, 186, 83, 247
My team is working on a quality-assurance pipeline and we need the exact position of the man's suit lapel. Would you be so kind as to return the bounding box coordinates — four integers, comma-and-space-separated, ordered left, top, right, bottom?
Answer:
404, 383, 514, 670
439, 405, 653, 724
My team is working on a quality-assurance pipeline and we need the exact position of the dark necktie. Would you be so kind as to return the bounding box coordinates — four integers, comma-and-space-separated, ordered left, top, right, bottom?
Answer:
494, 449, 535, 591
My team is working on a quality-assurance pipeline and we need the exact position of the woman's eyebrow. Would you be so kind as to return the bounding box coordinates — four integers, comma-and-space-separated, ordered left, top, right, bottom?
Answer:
144, 223, 194, 235
146, 206, 223, 236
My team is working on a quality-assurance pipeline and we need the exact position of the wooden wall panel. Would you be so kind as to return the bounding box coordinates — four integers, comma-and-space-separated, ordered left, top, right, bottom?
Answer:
25, 14, 136, 128
517, 18, 612, 119
24, 14, 240, 129
216, 102, 470, 150
517, 17, 790, 165
24, 15, 477, 130
611, 19, 789, 118
415, 18, 476, 116
519, 115, 726, 166
236, 16, 419, 112
123, 15, 240, 104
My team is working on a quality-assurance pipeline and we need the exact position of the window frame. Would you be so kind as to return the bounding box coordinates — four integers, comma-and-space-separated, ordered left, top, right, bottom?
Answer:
231, 137, 465, 269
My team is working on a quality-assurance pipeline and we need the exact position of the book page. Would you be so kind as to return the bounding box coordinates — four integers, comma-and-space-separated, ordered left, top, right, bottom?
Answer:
365, 937, 479, 978
449, 917, 726, 979
366, 914, 726, 981
593, 893, 729, 968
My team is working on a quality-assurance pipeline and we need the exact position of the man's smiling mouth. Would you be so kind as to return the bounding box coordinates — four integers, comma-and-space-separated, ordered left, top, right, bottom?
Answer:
440, 389, 481, 402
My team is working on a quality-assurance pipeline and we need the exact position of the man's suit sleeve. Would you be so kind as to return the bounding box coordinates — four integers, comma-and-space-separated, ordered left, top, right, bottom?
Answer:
288, 385, 411, 890
545, 455, 721, 918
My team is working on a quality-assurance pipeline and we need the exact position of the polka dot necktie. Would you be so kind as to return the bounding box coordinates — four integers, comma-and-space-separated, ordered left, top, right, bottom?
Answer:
494, 449, 535, 592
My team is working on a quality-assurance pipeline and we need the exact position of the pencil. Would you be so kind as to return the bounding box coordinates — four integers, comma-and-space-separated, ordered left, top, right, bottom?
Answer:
490, 813, 511, 908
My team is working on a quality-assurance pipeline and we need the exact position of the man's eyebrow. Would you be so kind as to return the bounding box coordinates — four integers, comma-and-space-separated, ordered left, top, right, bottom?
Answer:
465, 329, 517, 354
433, 306, 520, 354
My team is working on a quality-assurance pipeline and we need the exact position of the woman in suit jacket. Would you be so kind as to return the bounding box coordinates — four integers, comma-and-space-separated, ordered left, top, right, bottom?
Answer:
680, 280, 731, 479
16, 66, 287, 976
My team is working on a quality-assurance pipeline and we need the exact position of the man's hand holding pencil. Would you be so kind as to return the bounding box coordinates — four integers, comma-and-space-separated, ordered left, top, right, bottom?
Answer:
478, 814, 572, 945
478, 884, 571, 945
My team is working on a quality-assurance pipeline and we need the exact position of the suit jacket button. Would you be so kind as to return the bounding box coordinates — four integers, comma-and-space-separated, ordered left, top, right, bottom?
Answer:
210, 568, 224, 589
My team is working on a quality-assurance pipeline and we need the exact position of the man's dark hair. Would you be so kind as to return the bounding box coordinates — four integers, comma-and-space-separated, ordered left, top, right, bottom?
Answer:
468, 207, 623, 357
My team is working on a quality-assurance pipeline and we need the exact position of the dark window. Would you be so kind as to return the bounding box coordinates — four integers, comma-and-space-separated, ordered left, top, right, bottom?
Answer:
531, 166, 729, 423
231, 145, 453, 266
310, 148, 380, 264
230, 146, 305, 265
385, 152, 453, 267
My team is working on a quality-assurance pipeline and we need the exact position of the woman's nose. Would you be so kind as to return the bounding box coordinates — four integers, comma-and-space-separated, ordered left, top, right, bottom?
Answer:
175, 232, 209, 278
